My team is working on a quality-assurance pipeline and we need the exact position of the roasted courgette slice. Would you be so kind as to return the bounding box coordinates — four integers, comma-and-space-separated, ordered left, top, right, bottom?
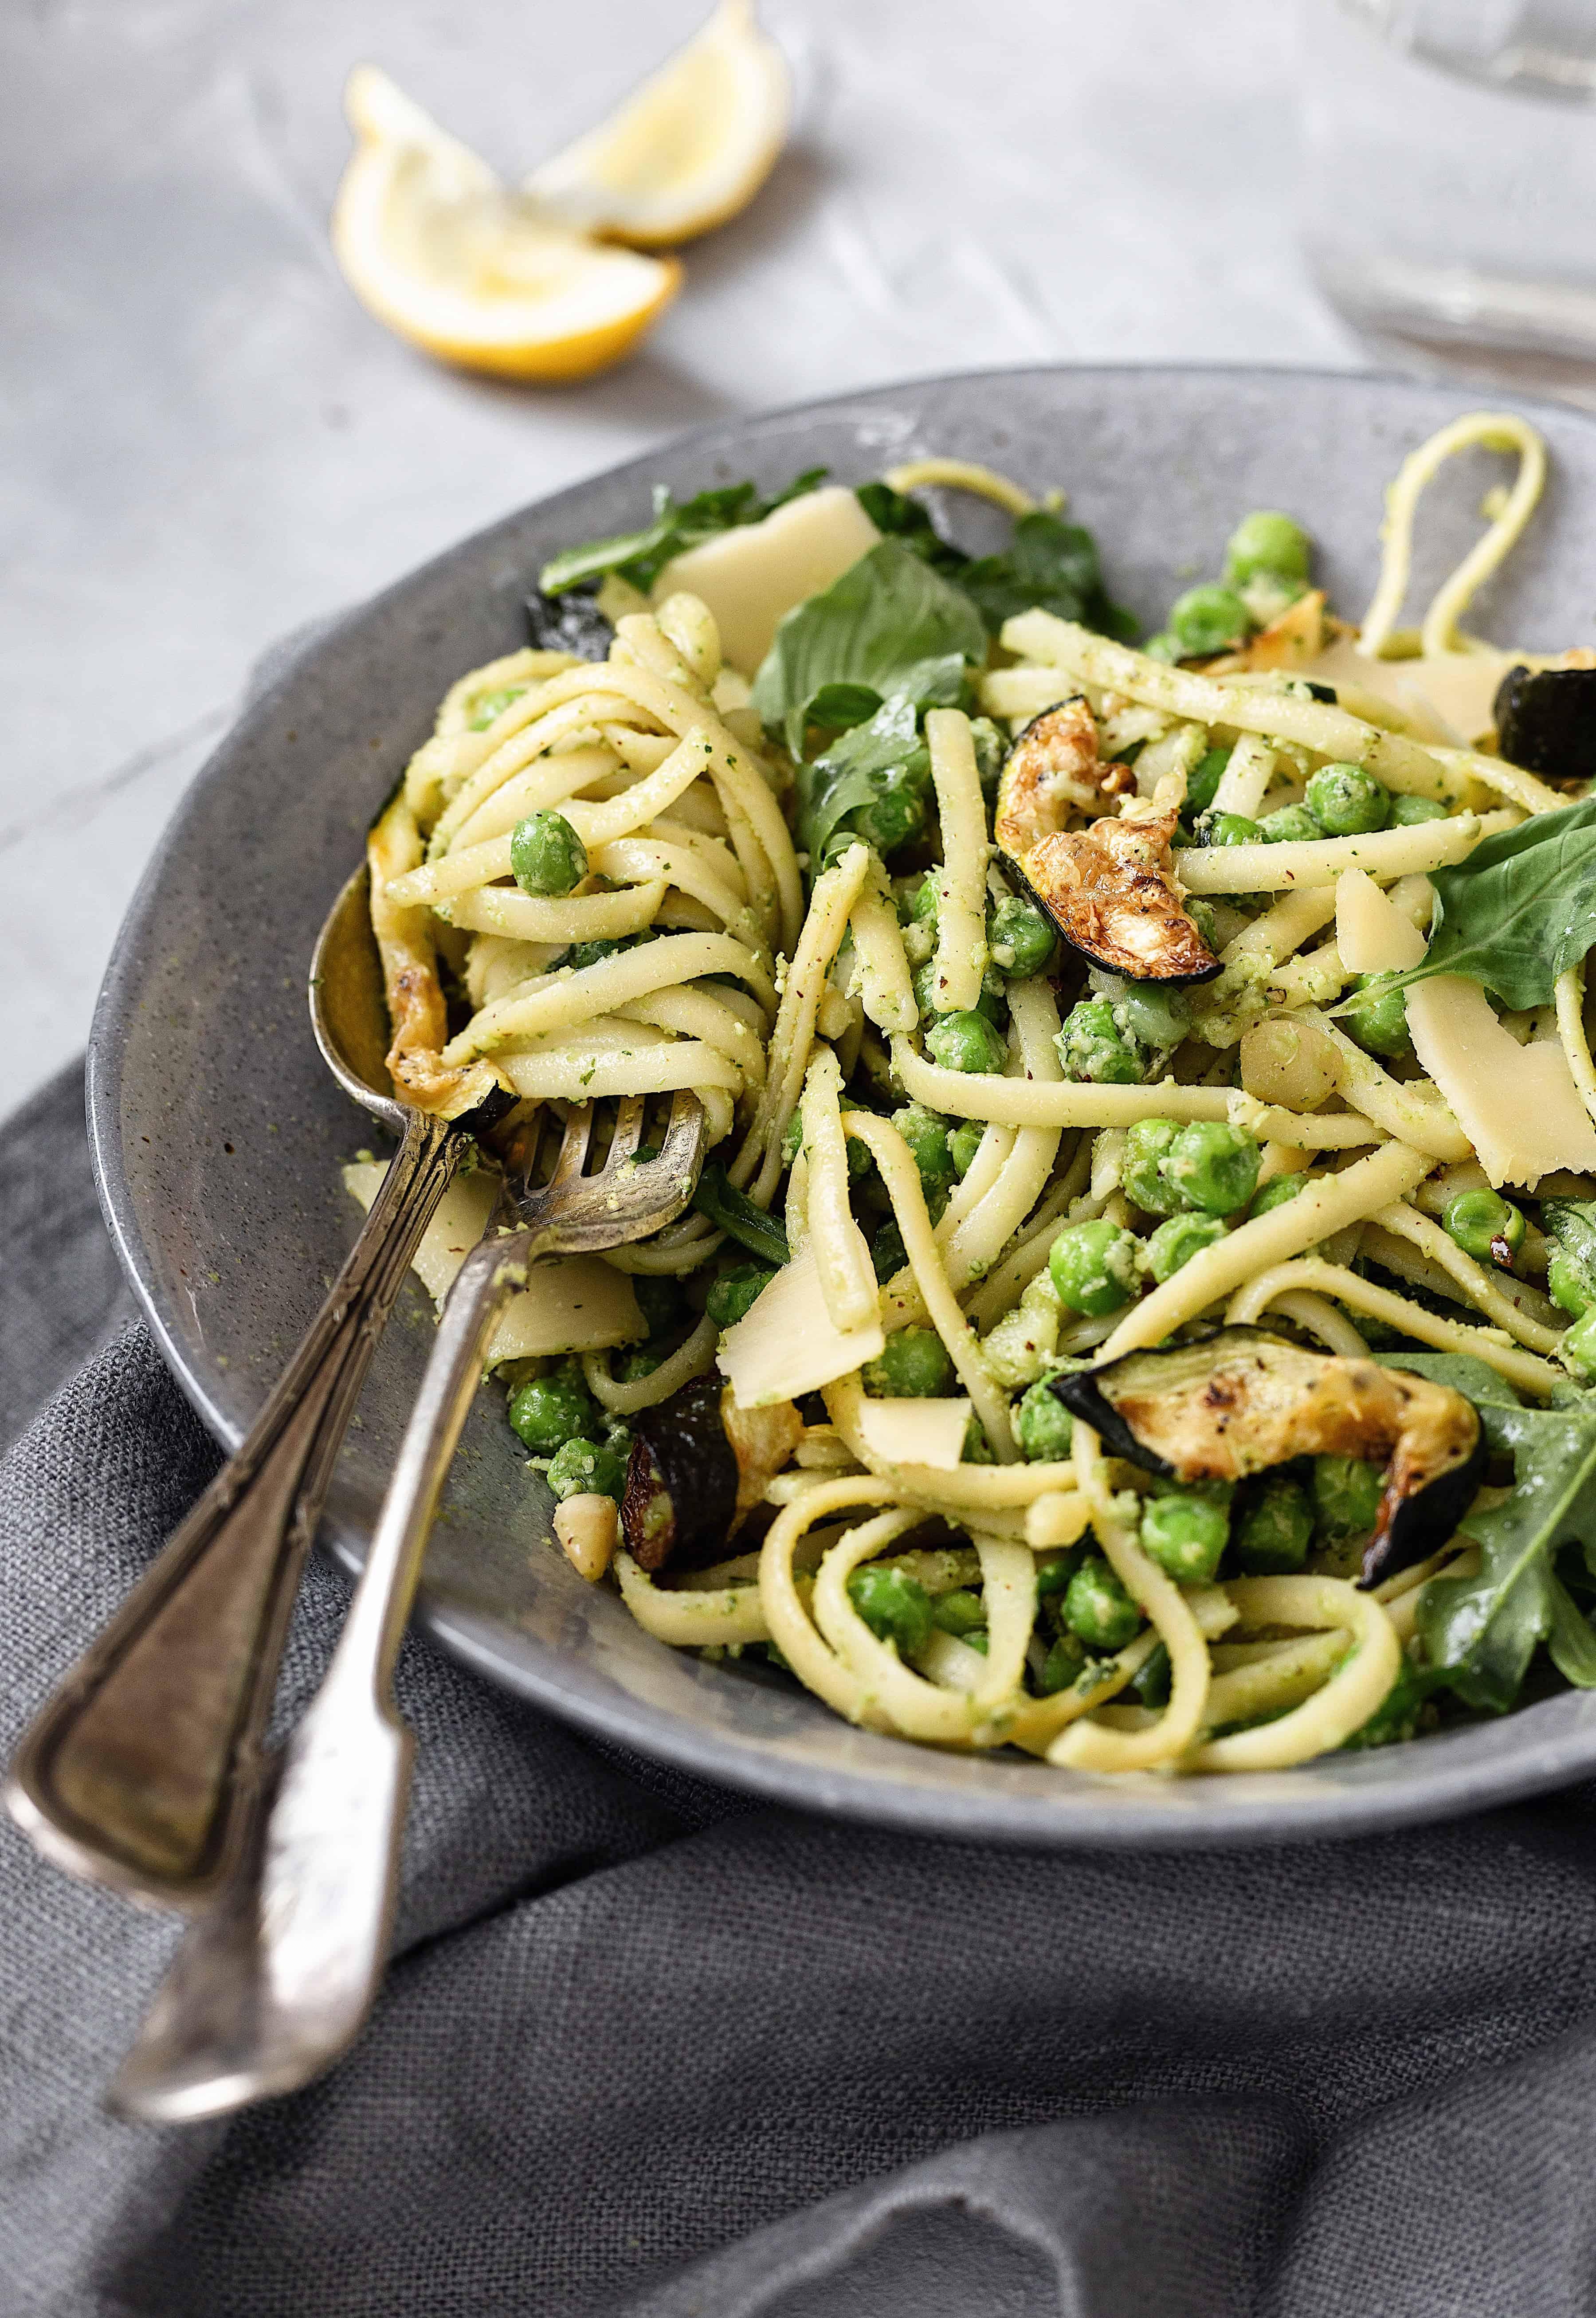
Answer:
1053, 1326, 1483, 1586
1493, 663, 1596, 785
620, 1373, 801, 1572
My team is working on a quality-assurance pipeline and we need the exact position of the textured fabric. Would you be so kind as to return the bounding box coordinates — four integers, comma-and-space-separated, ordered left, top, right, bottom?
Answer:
6, 1073, 1596, 2316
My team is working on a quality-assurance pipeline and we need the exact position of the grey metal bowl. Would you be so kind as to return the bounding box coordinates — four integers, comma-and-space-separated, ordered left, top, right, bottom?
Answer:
88, 364, 1596, 1847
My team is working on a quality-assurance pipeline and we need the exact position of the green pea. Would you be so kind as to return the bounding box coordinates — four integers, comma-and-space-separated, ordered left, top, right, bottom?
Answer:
892, 1104, 957, 1204
1250, 1170, 1311, 1218
931, 1587, 988, 1636
988, 893, 1057, 980
911, 873, 940, 926
1014, 1376, 1074, 1462
1185, 746, 1231, 819
1037, 1633, 1089, 1693
1064, 1555, 1142, 1651
1259, 804, 1324, 844
948, 1119, 985, 1179
510, 809, 588, 897
1131, 1641, 1172, 1708
546, 1436, 628, 1503
1561, 1307, 1596, 1381
1123, 1118, 1182, 1216
1225, 509, 1312, 587
1055, 997, 1146, 1086
509, 1361, 600, 1454
1143, 1212, 1228, 1282
1389, 792, 1450, 826
1303, 761, 1390, 836
926, 1008, 1006, 1075
1114, 980, 1190, 1055
1140, 1491, 1229, 1585
913, 958, 1003, 1025
618, 1347, 665, 1383
963, 1415, 996, 1464
706, 1262, 776, 1328
847, 1565, 933, 1655
1035, 1545, 1087, 1598
1312, 1454, 1385, 1544
1233, 1474, 1314, 1575
1443, 1188, 1525, 1272
1549, 1248, 1596, 1320
1203, 812, 1263, 847
1048, 1220, 1141, 1317
863, 1326, 954, 1398
1165, 1121, 1261, 1215
1169, 584, 1253, 657
563, 935, 632, 972
468, 684, 527, 730
1345, 971, 1412, 1060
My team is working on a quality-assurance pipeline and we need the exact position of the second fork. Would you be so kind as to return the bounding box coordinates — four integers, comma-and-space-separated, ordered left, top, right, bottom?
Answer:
109, 1089, 706, 2122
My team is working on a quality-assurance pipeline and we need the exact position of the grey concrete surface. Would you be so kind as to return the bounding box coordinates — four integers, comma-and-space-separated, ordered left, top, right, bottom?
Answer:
4, 0, 1360, 1117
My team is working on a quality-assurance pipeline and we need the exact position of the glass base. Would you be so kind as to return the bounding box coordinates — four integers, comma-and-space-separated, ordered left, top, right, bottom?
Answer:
1309, 247, 1596, 367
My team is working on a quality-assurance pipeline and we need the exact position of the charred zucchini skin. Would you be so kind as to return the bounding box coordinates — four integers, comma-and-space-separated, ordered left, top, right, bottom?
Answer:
620, 1372, 739, 1573
1365, 1424, 1485, 1588
998, 847, 1222, 988
1050, 1328, 1484, 1588
1493, 663, 1596, 784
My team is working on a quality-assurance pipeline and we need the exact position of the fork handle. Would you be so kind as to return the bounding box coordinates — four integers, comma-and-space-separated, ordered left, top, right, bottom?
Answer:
4, 1107, 465, 1908
106, 1231, 530, 2121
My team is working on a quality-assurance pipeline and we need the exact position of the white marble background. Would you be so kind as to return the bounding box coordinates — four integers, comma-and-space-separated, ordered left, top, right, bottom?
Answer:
4, 0, 1368, 1120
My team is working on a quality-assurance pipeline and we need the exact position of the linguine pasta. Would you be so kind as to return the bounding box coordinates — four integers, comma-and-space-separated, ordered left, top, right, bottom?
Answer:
357, 410, 1596, 1780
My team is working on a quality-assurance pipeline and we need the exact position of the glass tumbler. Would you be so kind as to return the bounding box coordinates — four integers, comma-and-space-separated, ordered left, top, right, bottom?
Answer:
1299, 0, 1596, 362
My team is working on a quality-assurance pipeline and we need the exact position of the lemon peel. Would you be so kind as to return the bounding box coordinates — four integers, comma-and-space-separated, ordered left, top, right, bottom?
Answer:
332, 66, 681, 383
522, 0, 790, 248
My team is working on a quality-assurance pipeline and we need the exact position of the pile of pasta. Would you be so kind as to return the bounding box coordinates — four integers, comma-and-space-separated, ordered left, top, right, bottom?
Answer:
366, 411, 1596, 1780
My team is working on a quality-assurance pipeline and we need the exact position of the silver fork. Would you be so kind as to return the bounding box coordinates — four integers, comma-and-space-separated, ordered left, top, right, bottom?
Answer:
107, 1090, 707, 2124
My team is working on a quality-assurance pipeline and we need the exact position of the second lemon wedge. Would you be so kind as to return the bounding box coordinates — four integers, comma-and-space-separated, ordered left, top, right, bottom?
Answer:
522, 0, 790, 247
332, 67, 682, 382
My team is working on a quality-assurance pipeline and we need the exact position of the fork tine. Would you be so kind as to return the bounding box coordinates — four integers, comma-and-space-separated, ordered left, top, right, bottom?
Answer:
549, 1105, 594, 1185
659, 1087, 709, 1173
605, 1095, 647, 1170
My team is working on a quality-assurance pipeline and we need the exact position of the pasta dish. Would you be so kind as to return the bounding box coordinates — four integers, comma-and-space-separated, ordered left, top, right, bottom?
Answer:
355, 412, 1596, 1779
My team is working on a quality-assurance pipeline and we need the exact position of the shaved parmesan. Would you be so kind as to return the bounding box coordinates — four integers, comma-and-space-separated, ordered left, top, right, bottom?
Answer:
1335, 868, 1427, 974
1404, 977, 1596, 1188
718, 1239, 885, 1405
1393, 651, 1518, 746
854, 1395, 973, 1472
341, 1161, 643, 1361
653, 486, 881, 675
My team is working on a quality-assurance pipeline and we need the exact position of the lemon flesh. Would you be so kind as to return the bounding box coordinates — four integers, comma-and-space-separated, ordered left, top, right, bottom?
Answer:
333, 67, 681, 381
523, 0, 790, 248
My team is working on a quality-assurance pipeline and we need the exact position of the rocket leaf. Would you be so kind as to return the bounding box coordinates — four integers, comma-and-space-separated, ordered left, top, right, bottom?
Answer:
1363, 796, 1596, 1013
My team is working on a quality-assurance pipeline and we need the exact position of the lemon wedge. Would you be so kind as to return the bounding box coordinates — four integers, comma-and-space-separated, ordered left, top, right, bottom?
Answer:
522, 0, 790, 248
332, 67, 682, 381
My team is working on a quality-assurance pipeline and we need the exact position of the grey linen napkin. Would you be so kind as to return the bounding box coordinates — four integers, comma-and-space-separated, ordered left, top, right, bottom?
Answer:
9, 1067, 1596, 2317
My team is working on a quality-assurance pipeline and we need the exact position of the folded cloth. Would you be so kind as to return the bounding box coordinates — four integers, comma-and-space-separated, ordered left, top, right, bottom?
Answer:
8, 1066, 1596, 2318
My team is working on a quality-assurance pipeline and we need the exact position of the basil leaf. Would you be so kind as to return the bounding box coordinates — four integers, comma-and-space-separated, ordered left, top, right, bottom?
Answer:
958, 510, 1139, 642
1367, 796, 1596, 1012
538, 469, 829, 598
691, 1163, 790, 1267
751, 539, 989, 757
1418, 1386, 1596, 1711
796, 694, 929, 866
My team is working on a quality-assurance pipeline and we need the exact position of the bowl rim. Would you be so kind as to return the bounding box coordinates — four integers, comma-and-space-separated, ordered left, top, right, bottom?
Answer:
86, 358, 1596, 1850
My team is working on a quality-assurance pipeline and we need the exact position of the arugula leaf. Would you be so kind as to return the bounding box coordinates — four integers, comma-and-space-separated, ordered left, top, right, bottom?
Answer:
854, 482, 971, 574
1416, 1383, 1596, 1710
1365, 796, 1596, 1012
692, 1164, 790, 1267
538, 469, 829, 598
750, 539, 989, 757
958, 510, 1139, 642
